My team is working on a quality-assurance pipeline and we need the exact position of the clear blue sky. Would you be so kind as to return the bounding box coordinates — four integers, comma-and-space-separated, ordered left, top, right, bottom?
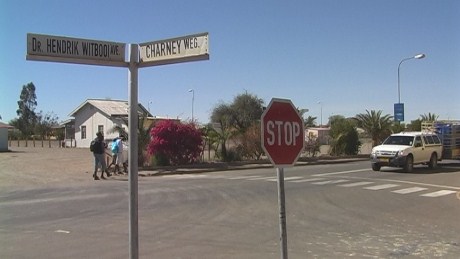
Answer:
1, 0, 459, 125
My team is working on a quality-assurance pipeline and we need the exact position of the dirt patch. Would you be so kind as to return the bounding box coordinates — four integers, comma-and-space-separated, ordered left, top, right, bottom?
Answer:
0, 147, 97, 189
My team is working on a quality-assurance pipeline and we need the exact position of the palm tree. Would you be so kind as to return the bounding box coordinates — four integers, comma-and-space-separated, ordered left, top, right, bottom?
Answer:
304, 116, 317, 128
420, 113, 439, 122
354, 110, 393, 147
108, 112, 154, 166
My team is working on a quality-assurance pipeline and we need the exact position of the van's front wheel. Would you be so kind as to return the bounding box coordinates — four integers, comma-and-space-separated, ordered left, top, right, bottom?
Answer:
404, 155, 414, 173
372, 163, 381, 171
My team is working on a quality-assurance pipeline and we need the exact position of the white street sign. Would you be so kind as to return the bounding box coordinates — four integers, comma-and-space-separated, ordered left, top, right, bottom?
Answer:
139, 32, 209, 67
27, 33, 126, 67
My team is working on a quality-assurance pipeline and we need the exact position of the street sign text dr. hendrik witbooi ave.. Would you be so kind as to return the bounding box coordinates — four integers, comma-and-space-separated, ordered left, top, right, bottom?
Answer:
27, 33, 126, 67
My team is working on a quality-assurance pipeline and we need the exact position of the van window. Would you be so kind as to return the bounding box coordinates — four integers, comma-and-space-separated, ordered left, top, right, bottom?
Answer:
424, 135, 435, 144
414, 136, 423, 147
432, 135, 441, 144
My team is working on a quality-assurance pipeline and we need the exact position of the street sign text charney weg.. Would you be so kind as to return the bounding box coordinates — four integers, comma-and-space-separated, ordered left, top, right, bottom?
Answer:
139, 32, 209, 67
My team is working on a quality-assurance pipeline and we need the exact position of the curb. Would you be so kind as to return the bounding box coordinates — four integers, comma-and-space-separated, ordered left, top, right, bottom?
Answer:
137, 157, 370, 177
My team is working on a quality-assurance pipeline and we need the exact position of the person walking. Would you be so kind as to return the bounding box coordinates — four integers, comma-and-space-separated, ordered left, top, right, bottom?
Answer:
107, 137, 119, 173
91, 132, 111, 180
114, 135, 125, 175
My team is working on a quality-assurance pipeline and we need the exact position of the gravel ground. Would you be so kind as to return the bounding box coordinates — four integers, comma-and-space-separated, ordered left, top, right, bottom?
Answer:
0, 147, 99, 189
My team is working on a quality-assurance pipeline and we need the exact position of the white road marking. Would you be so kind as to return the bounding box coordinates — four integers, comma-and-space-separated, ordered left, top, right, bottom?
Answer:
312, 169, 368, 177
339, 182, 374, 187
161, 174, 206, 179
228, 175, 261, 180
420, 190, 457, 197
392, 187, 428, 194
247, 177, 276, 181
290, 178, 326, 183
364, 184, 399, 190
55, 230, 70, 234
311, 179, 350, 185
266, 176, 304, 182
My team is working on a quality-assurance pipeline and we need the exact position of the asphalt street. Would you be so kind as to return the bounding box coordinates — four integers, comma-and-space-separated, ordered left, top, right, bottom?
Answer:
1, 158, 459, 258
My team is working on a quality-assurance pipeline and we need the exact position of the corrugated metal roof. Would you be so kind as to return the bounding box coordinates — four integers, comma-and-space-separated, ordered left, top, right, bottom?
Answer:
87, 99, 129, 117
0, 122, 14, 129
69, 98, 151, 118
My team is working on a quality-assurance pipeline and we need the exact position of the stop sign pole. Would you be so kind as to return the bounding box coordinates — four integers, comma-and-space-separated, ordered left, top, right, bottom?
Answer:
261, 98, 304, 259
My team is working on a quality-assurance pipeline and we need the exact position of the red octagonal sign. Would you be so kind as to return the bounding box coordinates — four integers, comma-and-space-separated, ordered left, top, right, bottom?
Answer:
261, 98, 305, 167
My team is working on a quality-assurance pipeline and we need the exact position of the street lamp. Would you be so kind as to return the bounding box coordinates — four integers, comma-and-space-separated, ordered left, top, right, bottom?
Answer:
147, 101, 152, 114
188, 89, 194, 121
398, 53, 425, 104
317, 101, 323, 127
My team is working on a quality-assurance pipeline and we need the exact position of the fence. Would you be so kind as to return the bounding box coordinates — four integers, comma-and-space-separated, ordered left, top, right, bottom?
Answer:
8, 137, 77, 148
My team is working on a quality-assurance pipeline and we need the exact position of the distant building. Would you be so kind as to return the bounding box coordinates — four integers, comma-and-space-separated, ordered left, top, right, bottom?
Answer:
68, 99, 151, 148
305, 127, 331, 145
0, 122, 14, 152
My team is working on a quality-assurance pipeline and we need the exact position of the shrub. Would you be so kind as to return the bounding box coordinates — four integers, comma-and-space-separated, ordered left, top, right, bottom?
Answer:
147, 120, 203, 165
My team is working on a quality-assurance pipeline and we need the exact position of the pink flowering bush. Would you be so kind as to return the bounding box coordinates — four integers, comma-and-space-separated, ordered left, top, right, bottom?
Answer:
147, 120, 203, 165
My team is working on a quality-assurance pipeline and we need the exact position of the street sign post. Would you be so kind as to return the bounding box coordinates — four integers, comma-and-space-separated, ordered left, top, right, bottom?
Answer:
27, 32, 209, 259
261, 98, 304, 259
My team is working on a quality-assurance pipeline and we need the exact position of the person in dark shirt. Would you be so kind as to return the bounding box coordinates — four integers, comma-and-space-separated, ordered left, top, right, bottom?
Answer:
92, 132, 111, 180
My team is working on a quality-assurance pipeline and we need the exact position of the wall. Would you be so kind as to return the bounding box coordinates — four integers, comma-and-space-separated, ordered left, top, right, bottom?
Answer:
74, 104, 128, 148
0, 128, 8, 151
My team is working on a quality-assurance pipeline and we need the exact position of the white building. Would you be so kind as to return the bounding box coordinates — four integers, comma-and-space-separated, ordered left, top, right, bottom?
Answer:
0, 122, 13, 152
69, 99, 150, 148
305, 127, 331, 145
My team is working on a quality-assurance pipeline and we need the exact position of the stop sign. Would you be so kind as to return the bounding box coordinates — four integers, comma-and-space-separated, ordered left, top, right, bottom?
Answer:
261, 98, 305, 167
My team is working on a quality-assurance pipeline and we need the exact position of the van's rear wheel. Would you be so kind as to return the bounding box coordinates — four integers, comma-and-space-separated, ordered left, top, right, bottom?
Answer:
404, 155, 413, 173
428, 153, 438, 169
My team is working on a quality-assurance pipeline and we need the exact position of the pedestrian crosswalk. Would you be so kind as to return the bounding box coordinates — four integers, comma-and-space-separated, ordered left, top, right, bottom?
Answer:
160, 173, 459, 199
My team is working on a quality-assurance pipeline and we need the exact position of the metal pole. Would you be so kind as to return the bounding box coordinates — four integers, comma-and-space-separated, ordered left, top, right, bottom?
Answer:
277, 167, 288, 259
191, 90, 194, 121
128, 43, 139, 259
398, 57, 415, 104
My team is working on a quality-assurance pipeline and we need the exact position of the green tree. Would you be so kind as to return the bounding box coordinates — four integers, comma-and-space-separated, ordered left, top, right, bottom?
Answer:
406, 119, 421, 131
238, 122, 264, 160
210, 103, 234, 160
201, 123, 220, 161
35, 111, 59, 138
304, 115, 317, 128
329, 116, 361, 156
354, 110, 393, 147
231, 92, 264, 133
210, 92, 265, 161
16, 82, 38, 136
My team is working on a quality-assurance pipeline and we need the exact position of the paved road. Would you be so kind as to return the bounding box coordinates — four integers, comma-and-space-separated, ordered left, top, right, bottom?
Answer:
1, 154, 459, 258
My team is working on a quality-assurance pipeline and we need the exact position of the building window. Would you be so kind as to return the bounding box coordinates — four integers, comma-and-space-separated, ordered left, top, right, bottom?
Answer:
98, 125, 104, 134
81, 126, 87, 139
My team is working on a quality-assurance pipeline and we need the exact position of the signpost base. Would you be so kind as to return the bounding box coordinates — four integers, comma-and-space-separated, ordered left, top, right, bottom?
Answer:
277, 167, 288, 259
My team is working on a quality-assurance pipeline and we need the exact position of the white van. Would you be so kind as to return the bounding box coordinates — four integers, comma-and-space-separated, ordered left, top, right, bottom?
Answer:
370, 132, 443, 172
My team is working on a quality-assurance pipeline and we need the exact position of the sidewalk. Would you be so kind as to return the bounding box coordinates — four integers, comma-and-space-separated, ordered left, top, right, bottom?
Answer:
136, 156, 370, 177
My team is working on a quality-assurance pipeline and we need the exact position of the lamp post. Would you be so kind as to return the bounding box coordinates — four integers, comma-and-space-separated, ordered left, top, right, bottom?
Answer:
317, 101, 322, 127
147, 101, 152, 113
396, 53, 425, 122
398, 53, 426, 104
188, 89, 194, 121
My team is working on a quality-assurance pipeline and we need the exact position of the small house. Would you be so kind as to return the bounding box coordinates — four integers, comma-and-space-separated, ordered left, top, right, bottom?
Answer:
69, 99, 150, 148
0, 122, 14, 152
